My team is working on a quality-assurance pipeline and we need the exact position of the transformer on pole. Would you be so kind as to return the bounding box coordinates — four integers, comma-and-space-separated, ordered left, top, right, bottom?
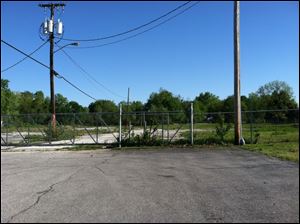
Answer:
39, 3, 65, 131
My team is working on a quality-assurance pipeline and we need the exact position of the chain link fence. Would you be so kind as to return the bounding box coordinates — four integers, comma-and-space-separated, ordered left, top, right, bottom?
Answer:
1, 107, 298, 147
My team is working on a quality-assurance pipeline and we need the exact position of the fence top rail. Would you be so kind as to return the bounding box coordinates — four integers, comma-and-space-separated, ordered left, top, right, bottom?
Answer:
1, 108, 298, 117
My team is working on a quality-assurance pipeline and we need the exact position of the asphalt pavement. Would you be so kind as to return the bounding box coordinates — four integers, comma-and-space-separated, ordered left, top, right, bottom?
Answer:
1, 148, 299, 223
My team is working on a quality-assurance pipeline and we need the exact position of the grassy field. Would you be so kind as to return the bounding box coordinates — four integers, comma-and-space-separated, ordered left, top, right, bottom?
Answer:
242, 142, 299, 162
179, 123, 299, 162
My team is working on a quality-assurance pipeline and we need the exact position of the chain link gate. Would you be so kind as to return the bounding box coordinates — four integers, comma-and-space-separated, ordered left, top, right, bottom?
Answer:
1, 108, 298, 148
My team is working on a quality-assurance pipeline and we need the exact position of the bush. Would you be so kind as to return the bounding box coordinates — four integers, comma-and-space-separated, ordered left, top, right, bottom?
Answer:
44, 124, 74, 141
121, 130, 165, 147
215, 115, 231, 144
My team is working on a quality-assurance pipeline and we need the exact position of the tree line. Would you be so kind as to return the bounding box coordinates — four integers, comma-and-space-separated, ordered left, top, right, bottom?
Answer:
1, 79, 298, 124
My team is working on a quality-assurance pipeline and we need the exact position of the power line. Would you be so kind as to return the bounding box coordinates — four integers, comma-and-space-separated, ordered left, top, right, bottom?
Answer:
56, 1, 191, 42
66, 1, 200, 49
1, 39, 97, 101
1, 40, 53, 71
56, 44, 125, 99
1, 40, 49, 73
59, 76, 97, 101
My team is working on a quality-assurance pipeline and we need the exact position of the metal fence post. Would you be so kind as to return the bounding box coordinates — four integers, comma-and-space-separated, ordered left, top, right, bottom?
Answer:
250, 111, 253, 144
129, 120, 131, 140
49, 119, 52, 145
27, 114, 30, 145
190, 103, 194, 145
96, 114, 99, 144
167, 112, 170, 142
119, 103, 122, 148
73, 113, 76, 144
6, 117, 9, 146
143, 112, 146, 135
161, 114, 164, 141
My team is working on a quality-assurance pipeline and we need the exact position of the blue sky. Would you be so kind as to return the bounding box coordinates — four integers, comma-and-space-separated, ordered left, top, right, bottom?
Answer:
1, 1, 299, 107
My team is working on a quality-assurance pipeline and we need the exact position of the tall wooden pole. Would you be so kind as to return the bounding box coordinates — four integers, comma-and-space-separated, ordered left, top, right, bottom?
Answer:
49, 5, 55, 130
234, 1, 242, 145
39, 3, 65, 131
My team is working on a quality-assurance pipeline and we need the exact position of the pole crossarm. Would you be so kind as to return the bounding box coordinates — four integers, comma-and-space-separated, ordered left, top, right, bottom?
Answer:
39, 3, 65, 8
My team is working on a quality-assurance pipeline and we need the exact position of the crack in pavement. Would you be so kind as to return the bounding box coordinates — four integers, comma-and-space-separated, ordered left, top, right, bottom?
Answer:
94, 165, 105, 175
6, 167, 84, 223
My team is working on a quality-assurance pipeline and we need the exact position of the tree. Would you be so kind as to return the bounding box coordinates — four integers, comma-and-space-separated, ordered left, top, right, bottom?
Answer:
88, 100, 118, 113
194, 92, 222, 112
32, 91, 48, 113
145, 89, 183, 111
144, 89, 184, 123
68, 101, 86, 113
220, 95, 248, 123
17, 91, 34, 114
1, 79, 19, 115
249, 81, 298, 123
128, 101, 144, 112
88, 100, 118, 125
257, 80, 294, 98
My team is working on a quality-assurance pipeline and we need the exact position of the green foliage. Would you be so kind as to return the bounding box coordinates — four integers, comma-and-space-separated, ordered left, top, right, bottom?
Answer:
1, 79, 19, 115
121, 130, 164, 147
215, 115, 231, 143
88, 100, 118, 113
144, 88, 185, 123
242, 142, 299, 162
194, 92, 222, 112
44, 125, 74, 141
257, 80, 294, 98
68, 101, 87, 113
1, 79, 298, 127
145, 88, 183, 112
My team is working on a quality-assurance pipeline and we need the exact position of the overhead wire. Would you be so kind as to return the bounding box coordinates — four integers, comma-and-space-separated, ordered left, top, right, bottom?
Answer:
56, 1, 191, 42
66, 1, 200, 49
55, 43, 126, 99
1, 40, 49, 73
1, 39, 97, 101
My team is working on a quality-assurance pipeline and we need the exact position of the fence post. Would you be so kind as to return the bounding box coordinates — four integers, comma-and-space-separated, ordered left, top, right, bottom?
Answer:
167, 112, 170, 142
73, 113, 76, 144
190, 102, 194, 145
143, 112, 146, 135
119, 103, 122, 148
49, 114, 52, 145
250, 111, 253, 144
6, 116, 8, 146
129, 120, 131, 140
96, 114, 99, 144
161, 114, 164, 141
27, 114, 30, 145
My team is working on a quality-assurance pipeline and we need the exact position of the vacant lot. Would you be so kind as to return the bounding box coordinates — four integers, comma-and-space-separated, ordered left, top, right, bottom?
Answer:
1, 148, 299, 223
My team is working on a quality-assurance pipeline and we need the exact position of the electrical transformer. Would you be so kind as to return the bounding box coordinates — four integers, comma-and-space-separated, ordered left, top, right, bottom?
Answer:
48, 19, 53, 33
57, 19, 63, 35
43, 19, 48, 34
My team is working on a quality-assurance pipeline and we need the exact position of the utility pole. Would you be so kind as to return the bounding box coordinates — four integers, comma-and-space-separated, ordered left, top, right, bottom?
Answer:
234, 1, 244, 145
127, 87, 130, 130
39, 3, 65, 131
127, 87, 130, 114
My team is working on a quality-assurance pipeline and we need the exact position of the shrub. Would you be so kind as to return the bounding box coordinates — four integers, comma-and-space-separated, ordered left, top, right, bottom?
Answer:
215, 115, 231, 144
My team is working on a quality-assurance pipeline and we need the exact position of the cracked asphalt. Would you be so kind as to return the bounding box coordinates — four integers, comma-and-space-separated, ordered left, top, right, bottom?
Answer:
1, 148, 299, 223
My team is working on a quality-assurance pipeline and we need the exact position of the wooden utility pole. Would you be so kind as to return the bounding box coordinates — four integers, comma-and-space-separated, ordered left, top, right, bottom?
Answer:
39, 3, 65, 130
234, 1, 243, 145
127, 87, 130, 113
127, 87, 130, 130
